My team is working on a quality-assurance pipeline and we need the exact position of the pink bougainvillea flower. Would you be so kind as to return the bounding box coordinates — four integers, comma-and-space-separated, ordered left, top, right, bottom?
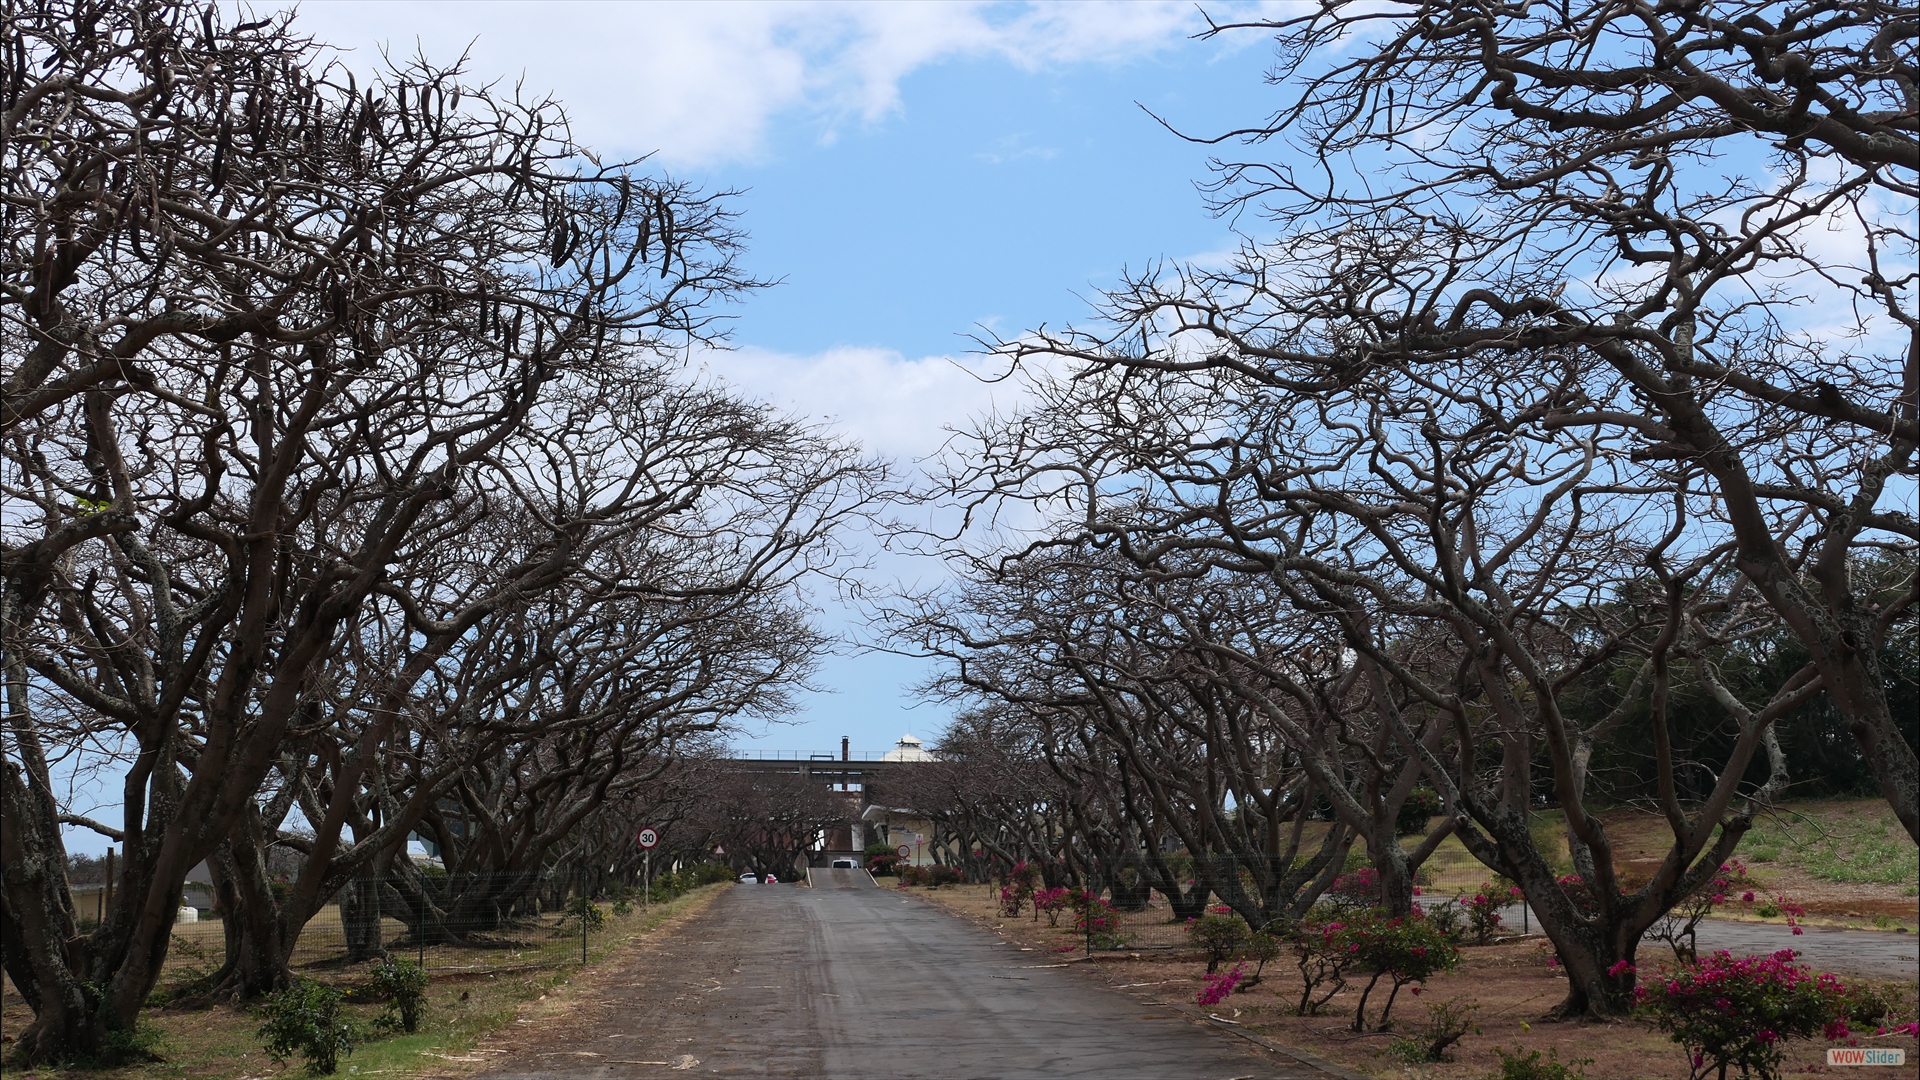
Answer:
1608, 960, 1636, 978
1741, 890, 1755, 902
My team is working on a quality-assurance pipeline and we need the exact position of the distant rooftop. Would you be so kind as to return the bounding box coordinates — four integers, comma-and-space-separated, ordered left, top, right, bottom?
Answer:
728, 734, 938, 763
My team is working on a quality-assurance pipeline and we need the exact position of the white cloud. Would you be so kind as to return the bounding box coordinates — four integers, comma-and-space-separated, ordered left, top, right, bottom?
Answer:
693, 344, 1016, 463
284, 1, 1213, 167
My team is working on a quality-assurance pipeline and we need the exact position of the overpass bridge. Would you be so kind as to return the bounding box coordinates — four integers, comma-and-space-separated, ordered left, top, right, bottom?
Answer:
721, 737, 936, 868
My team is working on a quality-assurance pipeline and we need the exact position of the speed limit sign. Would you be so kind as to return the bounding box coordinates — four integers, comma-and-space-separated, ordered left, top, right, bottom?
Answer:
636, 827, 660, 850
895, 844, 911, 858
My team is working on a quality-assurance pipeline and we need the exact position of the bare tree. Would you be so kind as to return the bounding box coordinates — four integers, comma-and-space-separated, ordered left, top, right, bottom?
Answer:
0, 0, 894, 1060
698, 770, 848, 882
911, 0, 1910, 1019
1184, 0, 1918, 840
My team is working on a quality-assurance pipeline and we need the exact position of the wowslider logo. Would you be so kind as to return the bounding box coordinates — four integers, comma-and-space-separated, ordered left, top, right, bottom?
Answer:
1828, 1047, 1906, 1066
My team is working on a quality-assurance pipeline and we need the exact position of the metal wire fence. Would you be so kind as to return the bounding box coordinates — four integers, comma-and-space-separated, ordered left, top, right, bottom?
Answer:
154, 867, 723, 985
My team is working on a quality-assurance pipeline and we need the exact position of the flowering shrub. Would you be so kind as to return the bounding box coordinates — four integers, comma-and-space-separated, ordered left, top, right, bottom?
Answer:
866, 853, 902, 877
998, 861, 1040, 916
1072, 890, 1128, 949
1288, 910, 1459, 1030
1462, 882, 1518, 945
1006, 860, 1043, 889
1648, 861, 1755, 962
1323, 867, 1380, 912
1034, 886, 1071, 927
1344, 910, 1461, 1032
1634, 950, 1858, 1080
1645, 861, 1813, 961
1197, 962, 1246, 1007
1289, 917, 1361, 1016
1556, 873, 1596, 917
1749, 891, 1806, 933
1187, 905, 1252, 974
1772, 896, 1806, 935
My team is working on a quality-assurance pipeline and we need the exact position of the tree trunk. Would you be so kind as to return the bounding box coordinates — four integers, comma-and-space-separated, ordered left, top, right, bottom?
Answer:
1454, 805, 1646, 1017
205, 830, 293, 1000
341, 872, 385, 963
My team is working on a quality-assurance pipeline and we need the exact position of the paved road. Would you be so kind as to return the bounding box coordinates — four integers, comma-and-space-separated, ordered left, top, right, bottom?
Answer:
476, 874, 1325, 1079
1492, 903, 1918, 980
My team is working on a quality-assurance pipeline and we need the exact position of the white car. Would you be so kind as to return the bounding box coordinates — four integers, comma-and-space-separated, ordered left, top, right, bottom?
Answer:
738, 872, 759, 883
831, 858, 858, 869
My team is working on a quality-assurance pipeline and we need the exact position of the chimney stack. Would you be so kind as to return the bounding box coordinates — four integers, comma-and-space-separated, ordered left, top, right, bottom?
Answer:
841, 736, 849, 761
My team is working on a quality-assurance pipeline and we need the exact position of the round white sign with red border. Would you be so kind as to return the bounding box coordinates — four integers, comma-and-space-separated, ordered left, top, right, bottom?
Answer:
636, 827, 660, 850
895, 844, 911, 857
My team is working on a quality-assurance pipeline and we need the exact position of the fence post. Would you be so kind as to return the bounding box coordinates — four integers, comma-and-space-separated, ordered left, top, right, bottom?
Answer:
580, 867, 588, 964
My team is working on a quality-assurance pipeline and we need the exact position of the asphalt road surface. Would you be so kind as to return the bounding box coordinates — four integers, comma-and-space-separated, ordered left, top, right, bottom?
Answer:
473, 872, 1329, 1079
1490, 902, 1919, 980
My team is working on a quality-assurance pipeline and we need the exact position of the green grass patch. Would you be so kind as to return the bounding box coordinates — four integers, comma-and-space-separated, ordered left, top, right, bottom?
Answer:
1745, 810, 1918, 886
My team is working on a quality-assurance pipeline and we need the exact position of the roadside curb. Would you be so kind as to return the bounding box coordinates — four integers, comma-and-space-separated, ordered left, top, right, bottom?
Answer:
1202, 1017, 1375, 1080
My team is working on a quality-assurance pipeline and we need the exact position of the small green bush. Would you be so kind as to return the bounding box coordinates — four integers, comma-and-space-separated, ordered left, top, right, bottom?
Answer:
259, 979, 355, 1075
555, 894, 606, 934
366, 956, 428, 1034
1845, 983, 1897, 1027
1187, 906, 1252, 974
689, 862, 736, 886
69, 1020, 165, 1067
1386, 997, 1480, 1062
1240, 929, 1283, 989
1397, 789, 1445, 835
1423, 899, 1468, 943
1490, 1046, 1591, 1080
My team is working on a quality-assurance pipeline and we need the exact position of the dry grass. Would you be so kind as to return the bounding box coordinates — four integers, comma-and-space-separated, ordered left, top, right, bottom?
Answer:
0, 884, 730, 1080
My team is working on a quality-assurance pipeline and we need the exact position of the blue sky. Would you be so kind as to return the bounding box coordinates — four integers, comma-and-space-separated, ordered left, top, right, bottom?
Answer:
58, 3, 1289, 854
286, 1, 1285, 756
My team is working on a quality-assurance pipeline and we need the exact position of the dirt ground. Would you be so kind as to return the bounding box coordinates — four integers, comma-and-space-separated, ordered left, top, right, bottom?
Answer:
893, 880, 1920, 1080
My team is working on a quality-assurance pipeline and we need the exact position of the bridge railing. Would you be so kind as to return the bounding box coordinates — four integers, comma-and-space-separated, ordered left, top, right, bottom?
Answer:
726, 750, 903, 761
